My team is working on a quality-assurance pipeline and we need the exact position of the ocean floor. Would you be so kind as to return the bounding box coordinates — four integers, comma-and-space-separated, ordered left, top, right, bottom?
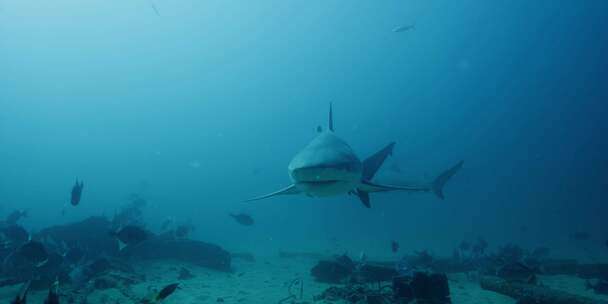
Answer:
2, 256, 608, 304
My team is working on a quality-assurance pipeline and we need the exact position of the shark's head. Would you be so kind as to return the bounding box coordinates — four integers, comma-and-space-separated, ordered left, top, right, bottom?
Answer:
288, 132, 362, 196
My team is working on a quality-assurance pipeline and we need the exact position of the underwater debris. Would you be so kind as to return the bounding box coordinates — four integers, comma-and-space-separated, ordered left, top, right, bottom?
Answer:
313, 284, 393, 303
496, 262, 537, 284
0, 224, 29, 248
18, 240, 49, 266
70, 180, 84, 206
480, 275, 607, 304
315, 273, 450, 304
119, 239, 232, 271
311, 254, 399, 285
311, 255, 355, 284
36, 216, 119, 259
278, 278, 304, 304
396, 250, 436, 275
409, 272, 451, 303
109, 225, 149, 249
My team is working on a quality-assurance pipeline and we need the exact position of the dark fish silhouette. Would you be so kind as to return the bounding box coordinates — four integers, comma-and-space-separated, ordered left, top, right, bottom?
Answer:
570, 231, 590, 241
71, 180, 84, 206
230, 213, 254, 226
18, 240, 49, 266
44, 279, 60, 304
393, 23, 416, 32
156, 283, 180, 301
10, 280, 30, 304
6, 210, 27, 225
110, 225, 148, 249
391, 240, 399, 253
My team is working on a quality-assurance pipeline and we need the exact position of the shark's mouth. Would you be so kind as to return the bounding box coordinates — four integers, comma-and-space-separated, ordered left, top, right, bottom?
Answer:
298, 180, 343, 185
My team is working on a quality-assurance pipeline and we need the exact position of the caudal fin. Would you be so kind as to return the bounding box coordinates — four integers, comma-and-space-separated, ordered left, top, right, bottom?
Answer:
431, 160, 464, 199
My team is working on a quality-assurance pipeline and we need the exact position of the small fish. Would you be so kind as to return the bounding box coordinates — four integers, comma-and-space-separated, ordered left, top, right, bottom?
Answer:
229, 213, 254, 226
10, 280, 30, 304
156, 283, 180, 301
109, 225, 148, 249
44, 279, 60, 304
393, 23, 416, 33
391, 240, 399, 253
570, 231, 590, 241
70, 180, 84, 206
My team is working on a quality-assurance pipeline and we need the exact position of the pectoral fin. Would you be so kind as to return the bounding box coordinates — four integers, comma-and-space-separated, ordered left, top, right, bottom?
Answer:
245, 184, 300, 202
358, 180, 431, 193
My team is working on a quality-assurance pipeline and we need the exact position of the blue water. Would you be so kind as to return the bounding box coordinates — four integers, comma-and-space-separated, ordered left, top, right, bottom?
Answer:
1, 1, 607, 259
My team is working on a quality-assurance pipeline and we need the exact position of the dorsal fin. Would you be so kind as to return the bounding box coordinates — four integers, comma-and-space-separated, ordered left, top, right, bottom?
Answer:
328, 103, 334, 132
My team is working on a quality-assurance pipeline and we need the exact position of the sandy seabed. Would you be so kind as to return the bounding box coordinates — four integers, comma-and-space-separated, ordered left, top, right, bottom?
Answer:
2, 256, 607, 304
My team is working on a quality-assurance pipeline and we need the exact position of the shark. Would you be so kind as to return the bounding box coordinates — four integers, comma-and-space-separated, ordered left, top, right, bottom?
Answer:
246, 104, 463, 208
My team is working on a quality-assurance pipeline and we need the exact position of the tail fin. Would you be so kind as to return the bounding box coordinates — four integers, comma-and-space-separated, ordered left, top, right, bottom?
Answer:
431, 160, 464, 199
328, 103, 334, 132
